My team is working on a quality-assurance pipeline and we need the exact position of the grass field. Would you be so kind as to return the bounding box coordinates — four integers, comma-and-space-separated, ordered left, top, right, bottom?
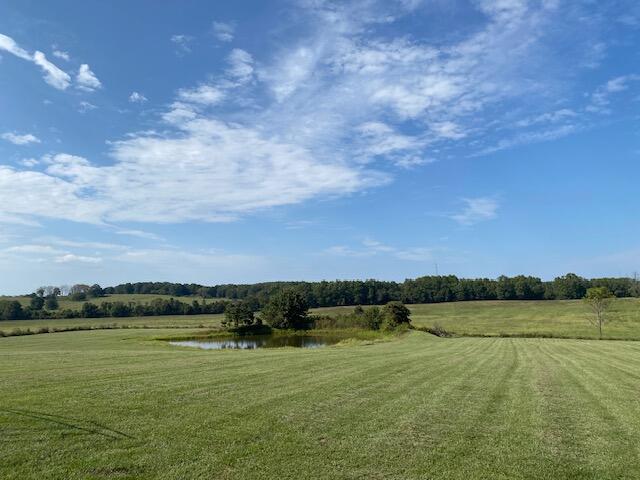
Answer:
2, 298, 640, 339
0, 313, 225, 332
2, 328, 640, 479
316, 298, 640, 339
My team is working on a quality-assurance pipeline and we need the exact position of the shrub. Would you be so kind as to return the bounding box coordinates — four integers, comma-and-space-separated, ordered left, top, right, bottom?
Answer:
382, 301, 411, 329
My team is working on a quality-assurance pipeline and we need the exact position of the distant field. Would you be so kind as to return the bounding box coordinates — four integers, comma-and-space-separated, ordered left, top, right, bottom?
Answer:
316, 298, 640, 340
2, 298, 640, 339
0, 313, 224, 332
0, 293, 210, 311
2, 329, 640, 479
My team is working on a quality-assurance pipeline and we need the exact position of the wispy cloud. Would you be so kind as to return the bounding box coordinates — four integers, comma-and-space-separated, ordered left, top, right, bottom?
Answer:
451, 197, 499, 226
326, 238, 438, 262
1, 132, 40, 145
128, 91, 148, 103
52, 49, 70, 61
78, 101, 97, 113
0, 33, 71, 90
212, 21, 235, 42
171, 34, 193, 55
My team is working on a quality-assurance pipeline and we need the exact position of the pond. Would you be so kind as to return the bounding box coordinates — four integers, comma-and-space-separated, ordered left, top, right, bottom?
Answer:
169, 335, 344, 350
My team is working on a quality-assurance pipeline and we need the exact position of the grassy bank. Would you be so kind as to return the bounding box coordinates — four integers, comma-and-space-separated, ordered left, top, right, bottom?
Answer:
2, 329, 640, 479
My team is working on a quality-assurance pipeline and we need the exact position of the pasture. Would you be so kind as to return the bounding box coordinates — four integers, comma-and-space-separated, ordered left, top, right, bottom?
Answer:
2, 328, 640, 479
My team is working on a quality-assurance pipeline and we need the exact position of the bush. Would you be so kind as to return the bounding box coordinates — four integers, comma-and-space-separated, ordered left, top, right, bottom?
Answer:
44, 295, 59, 310
0, 300, 25, 320
382, 301, 411, 329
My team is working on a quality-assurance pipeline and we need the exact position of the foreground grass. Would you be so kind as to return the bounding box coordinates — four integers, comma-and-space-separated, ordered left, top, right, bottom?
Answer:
2, 329, 640, 479
317, 298, 640, 339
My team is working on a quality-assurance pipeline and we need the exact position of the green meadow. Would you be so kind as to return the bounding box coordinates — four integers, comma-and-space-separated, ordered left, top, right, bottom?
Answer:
3, 328, 640, 479
2, 299, 640, 479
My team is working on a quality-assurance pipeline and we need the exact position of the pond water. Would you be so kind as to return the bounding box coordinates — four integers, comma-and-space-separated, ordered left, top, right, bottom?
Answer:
169, 335, 344, 350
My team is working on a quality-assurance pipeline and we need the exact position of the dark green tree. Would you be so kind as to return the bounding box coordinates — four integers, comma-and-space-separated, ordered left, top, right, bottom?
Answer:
261, 290, 309, 329
30, 295, 45, 310
88, 284, 104, 298
383, 301, 411, 328
223, 301, 255, 328
44, 295, 59, 310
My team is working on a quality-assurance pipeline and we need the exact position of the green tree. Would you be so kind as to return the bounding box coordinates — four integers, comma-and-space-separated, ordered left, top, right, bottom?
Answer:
88, 284, 104, 298
584, 287, 614, 339
30, 295, 45, 310
261, 290, 309, 329
0, 300, 24, 320
383, 301, 411, 329
223, 301, 255, 328
81, 302, 102, 318
44, 295, 59, 310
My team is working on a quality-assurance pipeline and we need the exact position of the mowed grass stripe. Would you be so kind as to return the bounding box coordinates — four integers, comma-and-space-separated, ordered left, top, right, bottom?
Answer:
3, 331, 640, 479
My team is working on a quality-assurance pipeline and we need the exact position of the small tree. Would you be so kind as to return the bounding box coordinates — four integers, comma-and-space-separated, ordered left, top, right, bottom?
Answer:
261, 290, 309, 329
383, 301, 411, 329
30, 295, 45, 310
88, 284, 104, 298
223, 301, 255, 328
584, 287, 614, 339
44, 295, 59, 310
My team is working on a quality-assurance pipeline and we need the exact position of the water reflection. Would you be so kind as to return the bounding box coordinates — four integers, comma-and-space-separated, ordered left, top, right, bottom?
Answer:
169, 335, 343, 350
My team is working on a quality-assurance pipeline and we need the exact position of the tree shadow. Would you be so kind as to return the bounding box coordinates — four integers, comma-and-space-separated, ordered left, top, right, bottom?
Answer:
0, 408, 136, 440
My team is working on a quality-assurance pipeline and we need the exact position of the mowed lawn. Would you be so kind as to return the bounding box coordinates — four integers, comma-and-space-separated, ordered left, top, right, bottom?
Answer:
317, 298, 640, 339
2, 329, 640, 479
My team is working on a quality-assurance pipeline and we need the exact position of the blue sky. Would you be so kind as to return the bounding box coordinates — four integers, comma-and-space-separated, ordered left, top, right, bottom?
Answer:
1, 0, 639, 294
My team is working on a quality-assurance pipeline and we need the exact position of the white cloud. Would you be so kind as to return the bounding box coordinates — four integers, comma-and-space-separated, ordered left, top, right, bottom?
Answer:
129, 91, 148, 103
587, 75, 640, 114
171, 34, 193, 54
0, 34, 72, 90
177, 84, 224, 106
20, 158, 40, 167
32, 50, 71, 90
54, 253, 102, 264
0, 33, 31, 59
0, 102, 386, 224
6, 244, 66, 255
76, 64, 102, 91
515, 109, 577, 128
78, 101, 97, 113
115, 229, 163, 241
227, 49, 254, 83
212, 21, 235, 42
1, 132, 40, 145
451, 197, 499, 226
325, 238, 438, 262
52, 49, 70, 61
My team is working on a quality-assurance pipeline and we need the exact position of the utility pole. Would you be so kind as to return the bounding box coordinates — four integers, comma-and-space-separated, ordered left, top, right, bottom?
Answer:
434, 262, 439, 276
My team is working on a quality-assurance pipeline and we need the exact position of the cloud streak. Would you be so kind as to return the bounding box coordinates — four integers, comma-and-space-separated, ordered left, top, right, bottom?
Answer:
0, 33, 71, 89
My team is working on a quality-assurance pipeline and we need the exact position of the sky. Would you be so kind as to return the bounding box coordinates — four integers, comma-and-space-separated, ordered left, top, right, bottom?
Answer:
0, 0, 639, 294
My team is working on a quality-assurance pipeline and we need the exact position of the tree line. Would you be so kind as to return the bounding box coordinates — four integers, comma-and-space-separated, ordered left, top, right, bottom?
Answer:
0, 297, 229, 321
102, 274, 640, 307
